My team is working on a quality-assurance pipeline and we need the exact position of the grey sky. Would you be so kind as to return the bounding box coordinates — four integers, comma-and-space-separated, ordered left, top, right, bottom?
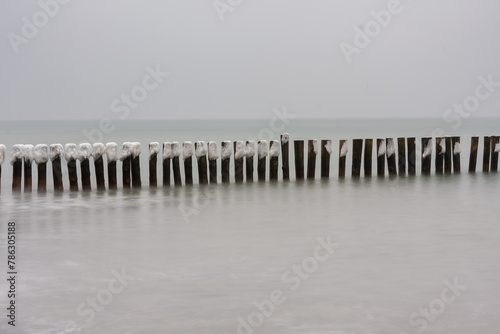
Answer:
1, 0, 499, 120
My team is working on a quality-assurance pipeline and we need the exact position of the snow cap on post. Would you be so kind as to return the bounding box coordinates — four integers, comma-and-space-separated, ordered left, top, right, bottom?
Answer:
34, 144, 49, 164
64, 144, 78, 161
106, 142, 118, 162
49, 144, 63, 161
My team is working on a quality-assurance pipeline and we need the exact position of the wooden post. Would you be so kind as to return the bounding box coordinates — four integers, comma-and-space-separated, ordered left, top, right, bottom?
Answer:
79, 143, 92, 191
386, 138, 397, 176
435, 137, 444, 175
196, 141, 208, 185
93, 143, 106, 190
421, 138, 432, 176
482, 136, 491, 173
162, 142, 172, 187
491, 136, 499, 172
120, 142, 132, 189
34, 144, 48, 193
451, 137, 461, 173
377, 139, 385, 177
172, 142, 182, 186
407, 137, 416, 176
397, 138, 406, 176
221, 140, 232, 184
24, 144, 34, 193
50, 144, 64, 192
364, 139, 373, 177
208, 141, 218, 184
469, 136, 479, 173
281, 133, 290, 181
106, 142, 118, 190
321, 140, 332, 179
269, 140, 280, 181
307, 139, 318, 180
294, 140, 304, 180
234, 141, 245, 183
258, 140, 268, 182
339, 140, 347, 179
149, 142, 160, 187
130, 142, 141, 188
183, 141, 194, 186
11, 145, 23, 192
65, 144, 79, 191
0, 145, 5, 192
245, 141, 254, 183
351, 139, 362, 178
444, 137, 452, 174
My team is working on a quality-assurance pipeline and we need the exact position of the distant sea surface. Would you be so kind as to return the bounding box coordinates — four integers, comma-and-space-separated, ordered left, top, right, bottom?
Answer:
0, 119, 499, 333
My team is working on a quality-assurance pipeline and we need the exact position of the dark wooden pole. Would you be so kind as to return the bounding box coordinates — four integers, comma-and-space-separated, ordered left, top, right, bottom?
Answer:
339, 140, 347, 179
208, 141, 218, 184
269, 140, 280, 181
106, 142, 118, 190
444, 137, 452, 174
172, 142, 182, 186
130, 142, 142, 188
149, 142, 159, 188
491, 136, 499, 172
397, 137, 406, 176
65, 144, 79, 191
294, 140, 304, 180
34, 144, 48, 193
121, 142, 132, 189
468, 136, 479, 173
281, 133, 290, 181
482, 136, 491, 173
50, 144, 64, 192
93, 143, 106, 190
258, 140, 268, 182
0, 145, 5, 192
321, 140, 332, 179
435, 137, 444, 175
407, 137, 416, 176
364, 139, 372, 177
307, 140, 317, 180
162, 142, 172, 187
451, 137, 461, 174
377, 139, 385, 177
421, 138, 432, 176
183, 141, 193, 186
79, 143, 92, 191
245, 141, 254, 183
352, 139, 362, 178
11, 145, 23, 192
24, 144, 34, 193
196, 141, 208, 185
221, 140, 231, 184
386, 138, 397, 176
234, 141, 244, 184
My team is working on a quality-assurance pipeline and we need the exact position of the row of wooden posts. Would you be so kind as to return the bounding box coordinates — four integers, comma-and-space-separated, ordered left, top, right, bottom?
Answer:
0, 135, 498, 193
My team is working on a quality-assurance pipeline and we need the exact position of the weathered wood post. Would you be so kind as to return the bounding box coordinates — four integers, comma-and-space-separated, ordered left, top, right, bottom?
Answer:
78, 143, 92, 191
364, 139, 373, 177
208, 141, 218, 184
11, 145, 23, 192
307, 139, 317, 180
34, 144, 48, 193
183, 141, 194, 186
162, 142, 172, 187
269, 140, 280, 181
149, 142, 160, 188
339, 140, 347, 179
106, 143, 118, 190
0, 145, 5, 192
221, 140, 232, 184
469, 136, 479, 173
281, 133, 290, 181
421, 138, 432, 175
397, 137, 406, 176
321, 140, 332, 179
24, 144, 34, 192
491, 136, 499, 172
172, 142, 182, 186
377, 139, 386, 177
131, 142, 141, 188
257, 140, 268, 182
50, 144, 64, 192
245, 141, 254, 183
93, 143, 106, 190
444, 137, 452, 174
435, 137, 445, 175
482, 136, 491, 172
351, 139, 362, 178
407, 137, 416, 176
386, 138, 397, 176
451, 137, 461, 173
195, 141, 208, 185
294, 140, 304, 180
120, 142, 132, 189
234, 141, 245, 183
65, 144, 79, 191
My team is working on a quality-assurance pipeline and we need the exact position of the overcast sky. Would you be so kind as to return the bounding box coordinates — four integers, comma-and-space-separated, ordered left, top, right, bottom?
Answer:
1, 0, 499, 120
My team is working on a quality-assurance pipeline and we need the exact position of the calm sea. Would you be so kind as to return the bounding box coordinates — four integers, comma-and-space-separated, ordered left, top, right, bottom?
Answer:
0, 119, 499, 334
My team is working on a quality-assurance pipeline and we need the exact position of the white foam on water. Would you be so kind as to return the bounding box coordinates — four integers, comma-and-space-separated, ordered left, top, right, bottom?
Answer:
183, 141, 194, 159
34, 144, 49, 164
0, 144, 6, 165
92, 143, 106, 159
163, 142, 172, 159
78, 143, 92, 161
105, 143, 118, 162
149, 142, 160, 158
269, 140, 280, 157
386, 139, 396, 157
234, 141, 245, 159
377, 139, 386, 157
208, 141, 218, 160
64, 144, 78, 162
221, 140, 232, 159
120, 142, 133, 161
49, 144, 63, 161
195, 141, 208, 158
245, 141, 255, 158
340, 141, 348, 157
258, 140, 268, 159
